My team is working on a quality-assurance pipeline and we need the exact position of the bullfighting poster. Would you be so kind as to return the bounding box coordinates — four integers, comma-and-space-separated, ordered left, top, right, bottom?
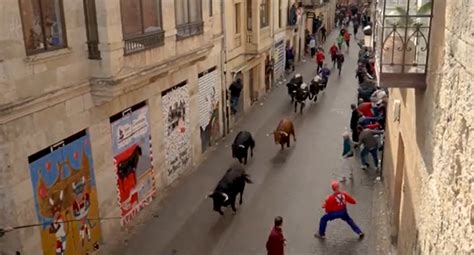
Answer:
110, 102, 155, 226
162, 82, 192, 183
28, 130, 101, 255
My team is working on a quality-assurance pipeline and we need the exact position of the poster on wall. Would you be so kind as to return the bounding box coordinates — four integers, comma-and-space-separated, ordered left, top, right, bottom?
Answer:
274, 40, 286, 81
28, 130, 101, 255
162, 81, 192, 183
110, 101, 156, 226
198, 67, 220, 153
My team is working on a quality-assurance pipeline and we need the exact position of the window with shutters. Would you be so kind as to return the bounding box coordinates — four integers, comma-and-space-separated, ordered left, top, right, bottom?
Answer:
120, 0, 164, 55
235, 3, 241, 34
175, 0, 204, 40
83, 0, 100, 59
278, 0, 283, 28
260, 0, 269, 28
209, 0, 213, 17
247, 0, 252, 31
19, 0, 68, 55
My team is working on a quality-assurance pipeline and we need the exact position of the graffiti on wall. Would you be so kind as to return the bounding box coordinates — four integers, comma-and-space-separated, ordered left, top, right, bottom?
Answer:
110, 102, 155, 226
162, 82, 191, 183
198, 68, 220, 153
28, 130, 101, 255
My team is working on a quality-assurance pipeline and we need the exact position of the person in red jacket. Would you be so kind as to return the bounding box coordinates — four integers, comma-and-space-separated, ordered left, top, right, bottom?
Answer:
330, 43, 339, 67
266, 216, 286, 255
316, 49, 326, 73
315, 181, 364, 239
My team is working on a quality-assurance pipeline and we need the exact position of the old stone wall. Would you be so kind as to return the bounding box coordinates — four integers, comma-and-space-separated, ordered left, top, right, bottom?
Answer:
382, 0, 473, 253
0, 1, 225, 254
417, 0, 473, 253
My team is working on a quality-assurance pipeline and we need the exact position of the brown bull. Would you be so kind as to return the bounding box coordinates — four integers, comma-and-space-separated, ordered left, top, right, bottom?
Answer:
273, 118, 296, 149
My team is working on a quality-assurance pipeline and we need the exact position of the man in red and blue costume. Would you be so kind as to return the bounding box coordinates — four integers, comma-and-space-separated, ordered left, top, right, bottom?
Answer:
315, 181, 365, 239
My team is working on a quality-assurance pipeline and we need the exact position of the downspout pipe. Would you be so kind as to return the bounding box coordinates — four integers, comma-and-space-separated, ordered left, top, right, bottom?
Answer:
220, 0, 230, 136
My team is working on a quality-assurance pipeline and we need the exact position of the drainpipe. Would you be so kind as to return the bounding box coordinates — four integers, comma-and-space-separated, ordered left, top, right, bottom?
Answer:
220, 0, 230, 136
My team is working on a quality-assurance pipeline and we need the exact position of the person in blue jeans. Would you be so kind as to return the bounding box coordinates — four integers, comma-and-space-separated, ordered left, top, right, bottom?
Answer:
357, 125, 384, 170
229, 79, 242, 114
315, 181, 364, 239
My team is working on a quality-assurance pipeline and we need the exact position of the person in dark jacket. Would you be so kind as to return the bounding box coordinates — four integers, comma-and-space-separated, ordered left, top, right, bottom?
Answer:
229, 79, 242, 114
266, 216, 286, 255
350, 104, 361, 145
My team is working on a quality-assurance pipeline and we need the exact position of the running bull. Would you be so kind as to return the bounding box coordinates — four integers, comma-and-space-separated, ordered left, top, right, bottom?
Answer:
208, 164, 253, 215
273, 118, 296, 150
232, 131, 255, 165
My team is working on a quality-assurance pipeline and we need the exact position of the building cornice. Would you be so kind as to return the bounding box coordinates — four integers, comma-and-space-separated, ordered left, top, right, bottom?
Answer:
0, 43, 214, 124
90, 42, 214, 105
0, 82, 90, 125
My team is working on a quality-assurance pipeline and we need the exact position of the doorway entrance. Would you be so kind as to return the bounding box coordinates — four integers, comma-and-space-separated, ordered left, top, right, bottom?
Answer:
392, 135, 405, 245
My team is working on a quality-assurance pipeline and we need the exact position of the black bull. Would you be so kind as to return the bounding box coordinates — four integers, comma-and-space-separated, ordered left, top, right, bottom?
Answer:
208, 165, 253, 215
231, 131, 255, 165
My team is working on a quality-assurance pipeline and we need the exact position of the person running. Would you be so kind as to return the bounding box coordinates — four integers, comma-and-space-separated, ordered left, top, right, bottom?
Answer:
315, 181, 364, 239
344, 31, 351, 50
318, 64, 331, 90
321, 25, 327, 43
336, 34, 344, 50
330, 43, 339, 67
309, 36, 316, 57
335, 50, 344, 75
316, 49, 326, 73
266, 216, 286, 255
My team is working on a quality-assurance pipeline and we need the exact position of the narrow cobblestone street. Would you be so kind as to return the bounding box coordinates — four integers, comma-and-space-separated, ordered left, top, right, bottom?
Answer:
106, 28, 379, 255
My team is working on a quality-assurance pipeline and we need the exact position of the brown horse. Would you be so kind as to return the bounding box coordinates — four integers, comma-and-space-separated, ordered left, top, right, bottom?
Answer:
273, 118, 296, 149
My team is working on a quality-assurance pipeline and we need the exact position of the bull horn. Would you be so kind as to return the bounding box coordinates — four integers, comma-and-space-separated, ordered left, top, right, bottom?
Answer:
280, 131, 288, 136
221, 193, 229, 202
238, 144, 245, 148
206, 192, 214, 199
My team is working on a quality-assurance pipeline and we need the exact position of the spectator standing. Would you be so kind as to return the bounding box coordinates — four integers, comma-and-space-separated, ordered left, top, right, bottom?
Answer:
266, 216, 286, 255
341, 132, 354, 182
229, 79, 242, 114
350, 104, 361, 146
357, 126, 384, 170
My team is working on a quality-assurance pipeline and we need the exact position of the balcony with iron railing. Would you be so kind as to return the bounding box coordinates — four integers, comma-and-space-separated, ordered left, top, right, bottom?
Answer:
374, 0, 433, 88
176, 21, 204, 40
123, 31, 165, 56
298, 0, 329, 8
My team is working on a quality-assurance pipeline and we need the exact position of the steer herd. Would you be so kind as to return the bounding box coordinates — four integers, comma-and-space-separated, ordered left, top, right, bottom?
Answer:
207, 116, 297, 215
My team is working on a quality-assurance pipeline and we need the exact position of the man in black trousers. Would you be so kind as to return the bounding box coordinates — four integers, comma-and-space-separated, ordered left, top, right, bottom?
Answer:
350, 104, 361, 147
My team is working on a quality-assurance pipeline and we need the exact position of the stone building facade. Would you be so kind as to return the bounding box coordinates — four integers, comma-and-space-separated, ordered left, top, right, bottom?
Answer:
380, 0, 473, 253
0, 0, 314, 254
0, 0, 224, 254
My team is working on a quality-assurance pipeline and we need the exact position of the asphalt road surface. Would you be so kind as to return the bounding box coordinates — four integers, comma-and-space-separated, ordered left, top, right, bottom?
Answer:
108, 27, 379, 255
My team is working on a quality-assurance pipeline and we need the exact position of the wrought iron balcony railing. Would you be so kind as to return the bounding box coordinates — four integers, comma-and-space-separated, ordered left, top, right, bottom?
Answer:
176, 21, 204, 40
124, 31, 165, 56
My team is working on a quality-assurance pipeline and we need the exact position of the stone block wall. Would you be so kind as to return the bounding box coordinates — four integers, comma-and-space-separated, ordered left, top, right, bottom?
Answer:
382, 0, 473, 253
0, 0, 225, 254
